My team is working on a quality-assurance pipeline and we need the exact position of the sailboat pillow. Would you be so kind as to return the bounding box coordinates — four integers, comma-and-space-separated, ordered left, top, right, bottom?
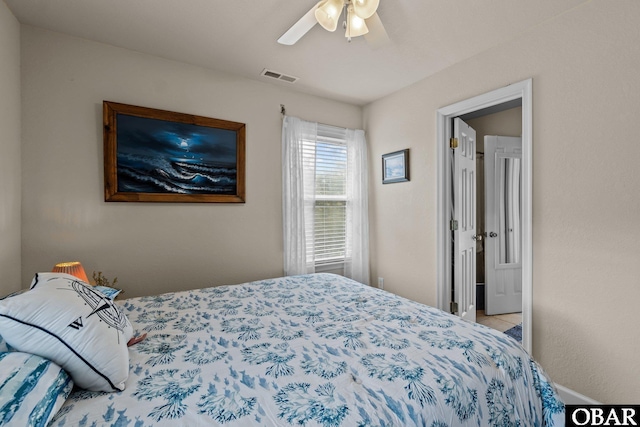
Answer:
0, 273, 133, 392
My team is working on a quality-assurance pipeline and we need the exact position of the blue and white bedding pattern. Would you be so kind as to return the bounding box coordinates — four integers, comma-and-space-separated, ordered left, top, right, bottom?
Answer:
49, 273, 564, 426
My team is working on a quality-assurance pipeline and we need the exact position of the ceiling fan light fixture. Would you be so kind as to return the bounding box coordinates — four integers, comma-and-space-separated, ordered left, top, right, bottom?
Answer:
315, 0, 344, 32
278, 0, 386, 46
352, 0, 379, 19
345, 5, 369, 39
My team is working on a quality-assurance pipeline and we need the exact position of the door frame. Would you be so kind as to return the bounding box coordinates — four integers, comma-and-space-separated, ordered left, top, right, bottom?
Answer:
436, 79, 533, 352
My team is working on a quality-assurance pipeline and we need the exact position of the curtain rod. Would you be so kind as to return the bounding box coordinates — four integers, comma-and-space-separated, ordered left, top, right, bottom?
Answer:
279, 104, 348, 132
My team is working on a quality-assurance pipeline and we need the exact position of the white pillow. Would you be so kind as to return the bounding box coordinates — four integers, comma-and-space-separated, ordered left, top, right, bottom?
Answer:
0, 272, 133, 392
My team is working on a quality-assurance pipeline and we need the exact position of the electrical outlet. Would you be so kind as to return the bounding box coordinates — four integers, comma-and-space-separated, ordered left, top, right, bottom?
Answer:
377, 277, 384, 290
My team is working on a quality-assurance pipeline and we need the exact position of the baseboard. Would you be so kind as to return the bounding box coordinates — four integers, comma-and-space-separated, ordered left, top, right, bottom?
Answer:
556, 383, 601, 404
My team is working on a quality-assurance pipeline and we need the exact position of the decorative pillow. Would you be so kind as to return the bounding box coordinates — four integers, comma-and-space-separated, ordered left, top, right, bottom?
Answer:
0, 288, 27, 300
0, 272, 133, 392
94, 285, 123, 300
1, 290, 27, 352
0, 351, 73, 427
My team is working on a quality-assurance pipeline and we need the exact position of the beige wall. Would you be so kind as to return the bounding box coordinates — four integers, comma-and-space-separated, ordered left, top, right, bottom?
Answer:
466, 107, 522, 153
365, 1, 640, 403
20, 26, 361, 297
0, 1, 21, 295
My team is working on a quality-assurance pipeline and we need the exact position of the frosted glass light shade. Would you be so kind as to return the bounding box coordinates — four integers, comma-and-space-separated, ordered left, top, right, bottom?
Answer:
352, 0, 379, 19
345, 5, 369, 38
52, 261, 89, 284
315, 0, 343, 32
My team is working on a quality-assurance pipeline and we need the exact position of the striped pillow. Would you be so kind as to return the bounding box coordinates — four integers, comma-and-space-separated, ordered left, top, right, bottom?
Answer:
0, 352, 73, 427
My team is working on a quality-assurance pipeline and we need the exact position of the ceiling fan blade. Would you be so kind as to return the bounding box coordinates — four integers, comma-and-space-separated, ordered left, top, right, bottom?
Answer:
277, 2, 322, 45
364, 12, 391, 49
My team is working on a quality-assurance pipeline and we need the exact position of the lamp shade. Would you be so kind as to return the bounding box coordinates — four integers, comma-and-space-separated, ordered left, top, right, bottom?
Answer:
345, 5, 369, 38
352, 0, 379, 19
315, 0, 343, 32
52, 261, 89, 284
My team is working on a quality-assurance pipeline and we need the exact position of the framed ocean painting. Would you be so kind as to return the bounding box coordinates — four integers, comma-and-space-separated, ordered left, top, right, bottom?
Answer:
382, 149, 410, 184
103, 101, 245, 203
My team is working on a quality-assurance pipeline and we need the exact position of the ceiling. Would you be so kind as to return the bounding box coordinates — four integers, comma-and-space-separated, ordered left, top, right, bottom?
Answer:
5, 0, 588, 105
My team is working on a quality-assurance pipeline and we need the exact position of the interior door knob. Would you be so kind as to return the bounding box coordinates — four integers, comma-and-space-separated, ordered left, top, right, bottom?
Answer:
489, 232, 498, 238
472, 234, 483, 241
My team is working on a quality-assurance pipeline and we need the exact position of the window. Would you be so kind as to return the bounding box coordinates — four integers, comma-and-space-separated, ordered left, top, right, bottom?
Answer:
282, 115, 369, 284
302, 125, 348, 267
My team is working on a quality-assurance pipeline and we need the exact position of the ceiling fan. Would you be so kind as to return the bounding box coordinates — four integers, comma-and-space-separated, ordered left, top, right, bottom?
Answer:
278, 0, 390, 48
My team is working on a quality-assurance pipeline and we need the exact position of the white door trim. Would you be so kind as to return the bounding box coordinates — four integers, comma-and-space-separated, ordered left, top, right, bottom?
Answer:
436, 79, 533, 353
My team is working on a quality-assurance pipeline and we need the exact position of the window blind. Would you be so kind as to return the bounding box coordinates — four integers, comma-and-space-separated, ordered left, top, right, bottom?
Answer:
302, 124, 348, 265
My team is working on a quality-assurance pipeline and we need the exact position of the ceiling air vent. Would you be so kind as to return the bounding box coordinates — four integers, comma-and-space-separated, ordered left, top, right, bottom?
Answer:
261, 68, 299, 84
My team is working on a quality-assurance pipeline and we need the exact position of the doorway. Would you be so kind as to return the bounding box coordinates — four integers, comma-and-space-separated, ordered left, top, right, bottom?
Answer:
436, 79, 533, 353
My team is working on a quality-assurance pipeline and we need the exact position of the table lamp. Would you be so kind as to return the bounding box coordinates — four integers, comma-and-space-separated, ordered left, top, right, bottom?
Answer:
52, 261, 89, 284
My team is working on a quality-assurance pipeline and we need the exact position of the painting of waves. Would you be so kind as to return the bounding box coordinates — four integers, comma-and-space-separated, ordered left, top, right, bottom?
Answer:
116, 113, 238, 195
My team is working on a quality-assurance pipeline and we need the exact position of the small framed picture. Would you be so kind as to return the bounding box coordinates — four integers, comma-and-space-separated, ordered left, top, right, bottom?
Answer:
382, 149, 410, 184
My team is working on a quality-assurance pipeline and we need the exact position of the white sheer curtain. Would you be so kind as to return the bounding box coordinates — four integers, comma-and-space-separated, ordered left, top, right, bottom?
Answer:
282, 115, 370, 285
282, 116, 317, 276
344, 129, 370, 285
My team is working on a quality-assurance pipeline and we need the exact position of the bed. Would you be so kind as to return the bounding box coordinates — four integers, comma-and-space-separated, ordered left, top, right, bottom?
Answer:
0, 273, 564, 426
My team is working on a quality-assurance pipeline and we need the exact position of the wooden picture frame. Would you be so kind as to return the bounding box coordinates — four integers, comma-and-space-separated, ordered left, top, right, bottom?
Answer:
103, 101, 245, 203
382, 149, 410, 184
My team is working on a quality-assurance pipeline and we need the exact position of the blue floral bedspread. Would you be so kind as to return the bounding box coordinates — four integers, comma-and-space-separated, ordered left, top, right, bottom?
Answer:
49, 273, 564, 426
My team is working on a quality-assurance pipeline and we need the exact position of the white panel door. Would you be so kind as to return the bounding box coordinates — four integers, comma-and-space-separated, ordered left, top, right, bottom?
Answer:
453, 118, 476, 322
485, 136, 522, 315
